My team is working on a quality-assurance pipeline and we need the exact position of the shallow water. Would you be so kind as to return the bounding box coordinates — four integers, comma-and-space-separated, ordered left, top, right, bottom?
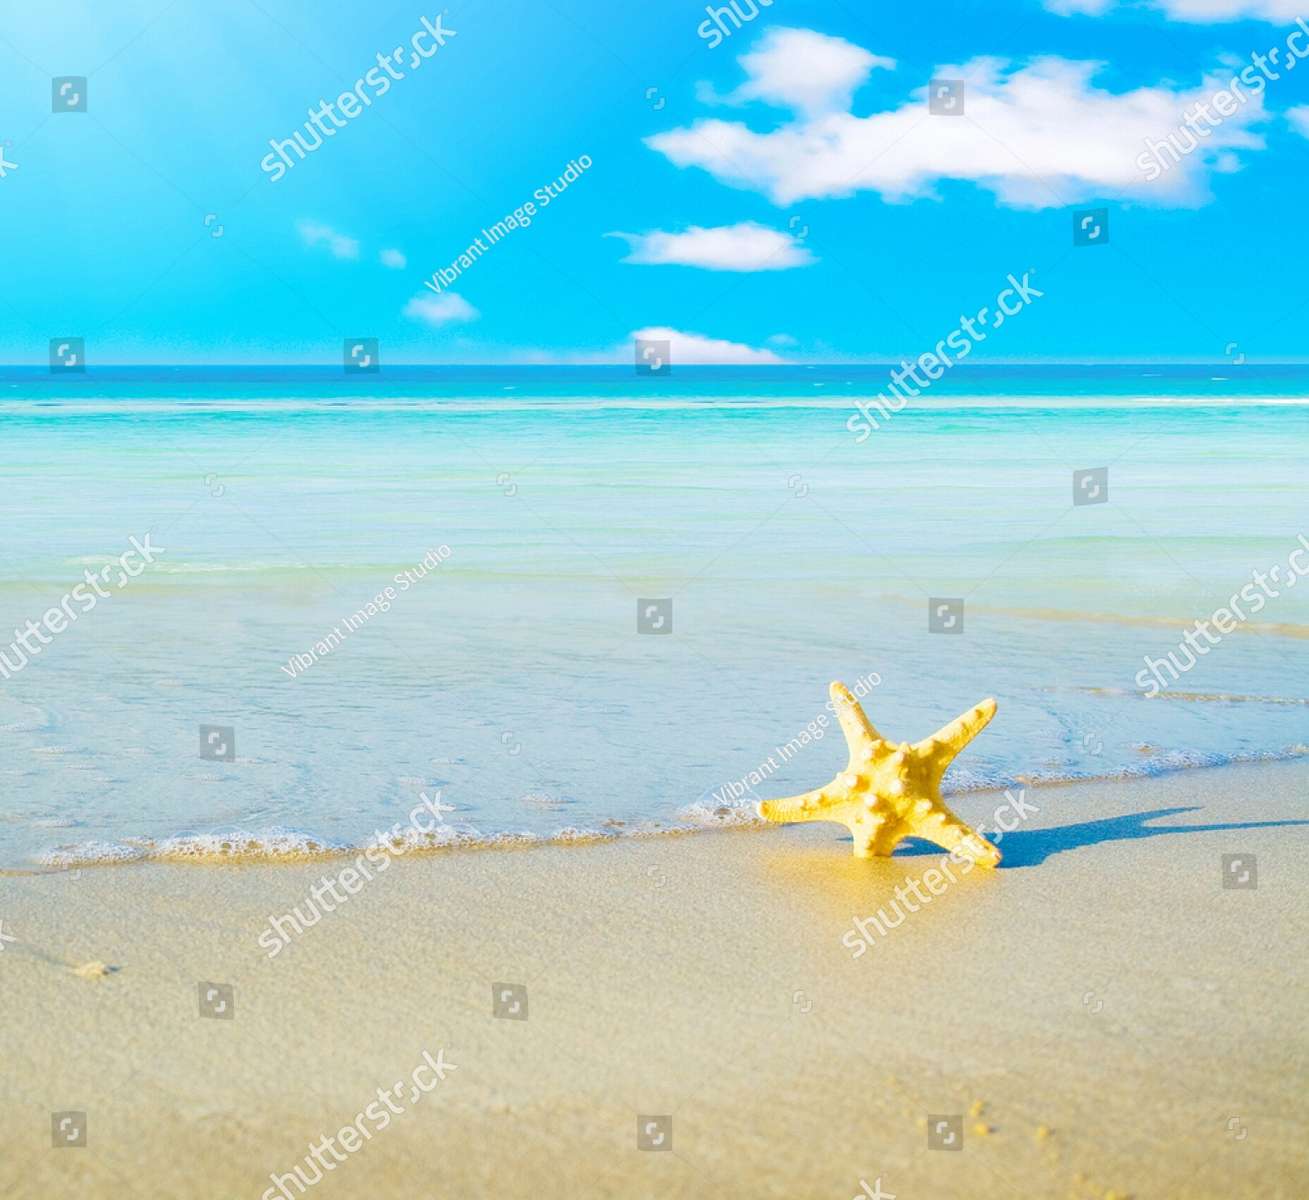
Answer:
2, 367, 1306, 868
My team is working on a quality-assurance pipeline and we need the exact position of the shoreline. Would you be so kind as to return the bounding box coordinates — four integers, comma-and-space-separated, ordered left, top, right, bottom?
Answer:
7, 745, 1309, 875
3, 758, 1306, 1198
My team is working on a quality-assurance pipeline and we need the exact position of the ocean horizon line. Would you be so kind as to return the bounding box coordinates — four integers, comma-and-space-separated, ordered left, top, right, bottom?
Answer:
4, 361, 1309, 374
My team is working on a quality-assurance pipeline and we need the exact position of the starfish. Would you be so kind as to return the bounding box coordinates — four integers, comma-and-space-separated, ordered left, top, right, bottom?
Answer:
756, 683, 1002, 867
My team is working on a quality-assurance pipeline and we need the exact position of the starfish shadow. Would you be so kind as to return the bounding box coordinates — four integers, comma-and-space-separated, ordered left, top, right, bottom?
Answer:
889, 806, 1309, 869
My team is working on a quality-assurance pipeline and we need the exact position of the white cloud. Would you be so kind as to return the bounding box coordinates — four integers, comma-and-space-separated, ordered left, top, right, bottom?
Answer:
1289, 105, 1309, 138
1043, 0, 1116, 13
516, 327, 786, 365
728, 27, 895, 116
648, 37, 1269, 209
296, 220, 359, 260
1045, 0, 1304, 20
404, 292, 479, 326
1166, 0, 1303, 15
629, 326, 784, 364
380, 248, 407, 269
607, 222, 814, 271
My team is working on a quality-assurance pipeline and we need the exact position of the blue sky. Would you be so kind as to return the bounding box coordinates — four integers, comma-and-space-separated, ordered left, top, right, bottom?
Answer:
1, 0, 1307, 364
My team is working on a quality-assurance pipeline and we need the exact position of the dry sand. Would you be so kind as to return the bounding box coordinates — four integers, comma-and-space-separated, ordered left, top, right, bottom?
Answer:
2, 760, 1307, 1199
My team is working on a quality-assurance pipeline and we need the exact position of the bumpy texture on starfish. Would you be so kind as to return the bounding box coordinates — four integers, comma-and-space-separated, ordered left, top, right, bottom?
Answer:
756, 683, 1002, 867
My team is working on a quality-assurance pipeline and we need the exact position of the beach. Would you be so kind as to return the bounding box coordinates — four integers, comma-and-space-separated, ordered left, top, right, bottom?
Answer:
2, 372, 1307, 1198
8, 0, 1309, 1192
3, 758, 1305, 1199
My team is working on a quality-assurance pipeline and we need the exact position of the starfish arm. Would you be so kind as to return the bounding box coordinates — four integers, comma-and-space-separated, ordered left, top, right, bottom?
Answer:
928, 812, 1002, 868
829, 681, 885, 757
917, 698, 997, 771
756, 783, 840, 825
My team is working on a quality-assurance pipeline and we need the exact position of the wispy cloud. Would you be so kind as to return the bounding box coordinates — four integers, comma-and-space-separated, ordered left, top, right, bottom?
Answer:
1042, 0, 1115, 13
404, 292, 480, 326
296, 220, 360, 260
1287, 105, 1309, 139
648, 29, 1269, 209
1045, 0, 1302, 20
630, 325, 784, 364
380, 248, 407, 269
607, 222, 814, 271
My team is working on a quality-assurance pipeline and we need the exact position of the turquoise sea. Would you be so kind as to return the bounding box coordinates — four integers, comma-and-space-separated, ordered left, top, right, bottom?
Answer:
2, 365, 1307, 869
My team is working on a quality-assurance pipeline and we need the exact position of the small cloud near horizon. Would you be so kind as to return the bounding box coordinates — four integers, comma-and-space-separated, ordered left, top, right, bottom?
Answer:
296, 220, 360, 260
404, 292, 480, 326
632, 325, 785, 364
516, 326, 787, 365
